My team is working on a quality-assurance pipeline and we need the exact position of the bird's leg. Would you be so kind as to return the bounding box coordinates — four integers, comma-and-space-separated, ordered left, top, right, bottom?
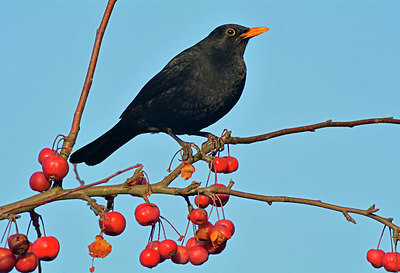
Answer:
166, 129, 193, 161
189, 131, 224, 155
190, 131, 218, 139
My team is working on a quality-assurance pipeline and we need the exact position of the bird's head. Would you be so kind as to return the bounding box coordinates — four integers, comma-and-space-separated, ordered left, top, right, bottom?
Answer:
204, 24, 269, 57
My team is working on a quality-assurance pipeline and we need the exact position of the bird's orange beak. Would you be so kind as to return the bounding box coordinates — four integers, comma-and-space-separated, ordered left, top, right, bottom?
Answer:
240, 27, 269, 39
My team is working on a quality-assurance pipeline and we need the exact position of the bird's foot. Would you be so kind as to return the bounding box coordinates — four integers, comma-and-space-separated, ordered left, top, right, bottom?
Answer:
201, 132, 225, 155
180, 141, 194, 161
166, 129, 195, 161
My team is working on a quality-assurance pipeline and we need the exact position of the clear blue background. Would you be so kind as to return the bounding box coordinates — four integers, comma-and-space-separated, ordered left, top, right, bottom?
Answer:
1, 1, 399, 272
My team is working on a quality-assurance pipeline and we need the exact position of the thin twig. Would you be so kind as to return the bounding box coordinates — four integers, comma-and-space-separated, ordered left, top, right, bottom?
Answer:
228, 117, 400, 144
73, 163, 85, 185
60, 0, 117, 159
0, 165, 140, 217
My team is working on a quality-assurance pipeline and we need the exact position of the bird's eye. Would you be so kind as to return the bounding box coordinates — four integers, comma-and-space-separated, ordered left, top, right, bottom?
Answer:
226, 28, 235, 36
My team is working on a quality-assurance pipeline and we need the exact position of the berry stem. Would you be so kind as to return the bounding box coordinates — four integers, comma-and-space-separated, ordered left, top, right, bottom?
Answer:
159, 219, 167, 240
220, 202, 226, 219
167, 149, 183, 172
159, 215, 183, 240
55, 135, 66, 152
206, 168, 212, 187
208, 201, 215, 219
214, 201, 221, 220
157, 221, 162, 241
13, 219, 19, 234
390, 228, 394, 252
214, 168, 218, 184
148, 225, 156, 243
181, 219, 190, 245
39, 214, 46, 237
377, 225, 387, 249
0, 219, 12, 246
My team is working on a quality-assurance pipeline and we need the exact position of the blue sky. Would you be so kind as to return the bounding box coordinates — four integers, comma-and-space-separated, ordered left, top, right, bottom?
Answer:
1, 1, 399, 272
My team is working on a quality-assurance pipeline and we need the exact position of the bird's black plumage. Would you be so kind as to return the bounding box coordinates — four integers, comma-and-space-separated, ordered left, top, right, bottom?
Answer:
70, 24, 268, 165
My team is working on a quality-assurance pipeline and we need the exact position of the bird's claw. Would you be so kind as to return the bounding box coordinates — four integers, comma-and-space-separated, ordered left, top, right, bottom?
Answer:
180, 142, 194, 161
201, 133, 224, 155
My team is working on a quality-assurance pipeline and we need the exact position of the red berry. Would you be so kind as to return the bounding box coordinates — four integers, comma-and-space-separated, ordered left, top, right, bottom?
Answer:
171, 245, 189, 264
31, 236, 60, 261
146, 241, 165, 263
159, 239, 177, 259
189, 209, 208, 225
38, 148, 57, 165
195, 221, 214, 241
188, 245, 209, 265
185, 237, 221, 255
135, 203, 150, 212
210, 184, 230, 207
8, 234, 30, 256
29, 172, 51, 192
0, 247, 16, 273
185, 237, 197, 250
210, 225, 232, 248
134, 203, 160, 226
42, 155, 69, 181
193, 239, 213, 251
224, 156, 238, 173
366, 249, 385, 268
99, 212, 126, 236
15, 253, 38, 273
215, 219, 235, 236
211, 225, 232, 240
382, 252, 400, 272
209, 157, 228, 173
139, 248, 160, 268
207, 241, 227, 255
194, 195, 211, 209
146, 241, 161, 252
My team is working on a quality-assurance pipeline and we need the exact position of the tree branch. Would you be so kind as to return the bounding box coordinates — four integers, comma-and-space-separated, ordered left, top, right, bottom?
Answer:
60, 0, 117, 159
2, 0, 400, 252
227, 117, 400, 144
0, 165, 139, 218
1, 176, 399, 243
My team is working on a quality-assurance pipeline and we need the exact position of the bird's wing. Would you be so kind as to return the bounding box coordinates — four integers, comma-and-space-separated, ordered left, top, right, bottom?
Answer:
119, 49, 196, 119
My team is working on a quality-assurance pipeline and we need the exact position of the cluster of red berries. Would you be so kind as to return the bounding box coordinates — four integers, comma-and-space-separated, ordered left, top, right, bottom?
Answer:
139, 218, 235, 268
209, 156, 238, 174
96, 200, 234, 268
29, 148, 69, 192
97, 190, 235, 269
132, 152, 237, 269
367, 249, 400, 272
96, 203, 162, 268
186, 216, 234, 264
134, 151, 238, 268
131, 200, 235, 268
0, 233, 60, 273
38, 147, 239, 270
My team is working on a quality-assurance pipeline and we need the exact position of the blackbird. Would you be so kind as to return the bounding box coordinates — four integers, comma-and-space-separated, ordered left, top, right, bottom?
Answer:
70, 24, 268, 166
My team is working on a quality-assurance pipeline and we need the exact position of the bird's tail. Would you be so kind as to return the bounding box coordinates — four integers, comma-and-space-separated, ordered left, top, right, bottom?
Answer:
69, 121, 140, 166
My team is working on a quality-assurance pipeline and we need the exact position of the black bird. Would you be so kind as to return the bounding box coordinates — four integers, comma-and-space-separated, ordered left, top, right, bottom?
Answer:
70, 24, 268, 166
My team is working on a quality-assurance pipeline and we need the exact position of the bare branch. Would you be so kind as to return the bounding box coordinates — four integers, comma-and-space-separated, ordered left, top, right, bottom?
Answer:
60, 0, 117, 159
227, 117, 400, 144
0, 164, 140, 218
